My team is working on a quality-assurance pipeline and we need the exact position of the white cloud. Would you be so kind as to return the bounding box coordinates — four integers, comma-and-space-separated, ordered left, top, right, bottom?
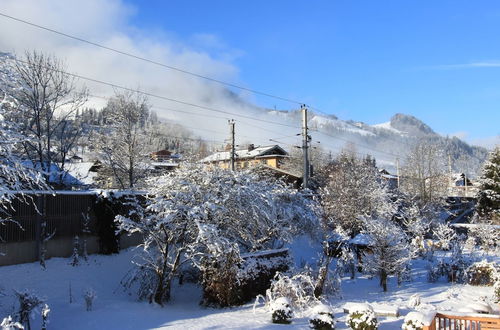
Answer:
470, 135, 500, 150
421, 61, 500, 70
0, 0, 289, 147
450, 131, 469, 140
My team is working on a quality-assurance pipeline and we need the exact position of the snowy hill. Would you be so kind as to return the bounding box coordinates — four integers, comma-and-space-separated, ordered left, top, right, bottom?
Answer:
265, 110, 488, 176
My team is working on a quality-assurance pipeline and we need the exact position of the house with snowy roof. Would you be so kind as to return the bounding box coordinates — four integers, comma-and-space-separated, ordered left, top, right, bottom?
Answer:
200, 144, 288, 170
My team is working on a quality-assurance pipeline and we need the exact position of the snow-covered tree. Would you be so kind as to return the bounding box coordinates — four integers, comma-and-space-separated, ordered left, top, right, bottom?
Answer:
320, 151, 395, 237
362, 218, 410, 292
0, 51, 87, 185
117, 164, 320, 305
93, 91, 151, 189
476, 146, 500, 223
433, 223, 457, 250
0, 56, 49, 230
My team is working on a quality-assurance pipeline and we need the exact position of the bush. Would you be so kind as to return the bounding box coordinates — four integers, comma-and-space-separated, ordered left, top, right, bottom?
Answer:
270, 297, 293, 324
345, 304, 378, 330
14, 289, 44, 330
493, 281, 500, 303
407, 294, 421, 308
266, 271, 319, 312
84, 288, 97, 311
0, 316, 24, 329
309, 304, 335, 329
402, 312, 426, 330
466, 260, 498, 286
201, 249, 290, 307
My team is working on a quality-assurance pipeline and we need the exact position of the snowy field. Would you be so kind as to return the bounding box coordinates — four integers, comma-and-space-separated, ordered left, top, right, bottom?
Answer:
1, 247, 498, 330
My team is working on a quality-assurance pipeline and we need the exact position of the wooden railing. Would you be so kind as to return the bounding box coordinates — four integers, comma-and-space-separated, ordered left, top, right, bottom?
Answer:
423, 312, 500, 330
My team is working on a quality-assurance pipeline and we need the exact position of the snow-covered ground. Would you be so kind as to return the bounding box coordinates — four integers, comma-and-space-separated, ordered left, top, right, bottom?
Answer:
1, 247, 498, 330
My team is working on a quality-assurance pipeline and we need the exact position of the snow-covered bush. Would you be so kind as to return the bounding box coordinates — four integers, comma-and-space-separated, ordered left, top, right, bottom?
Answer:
402, 312, 430, 330
266, 271, 319, 312
14, 290, 44, 330
345, 304, 378, 330
0, 316, 24, 329
84, 288, 97, 311
270, 297, 293, 324
433, 223, 457, 251
309, 304, 335, 330
493, 281, 500, 302
407, 294, 421, 308
466, 260, 498, 286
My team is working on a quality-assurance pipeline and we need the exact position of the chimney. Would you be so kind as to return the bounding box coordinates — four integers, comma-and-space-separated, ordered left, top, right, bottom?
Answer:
247, 144, 255, 151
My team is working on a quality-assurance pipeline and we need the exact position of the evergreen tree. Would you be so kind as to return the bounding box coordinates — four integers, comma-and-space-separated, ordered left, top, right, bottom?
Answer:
476, 146, 500, 223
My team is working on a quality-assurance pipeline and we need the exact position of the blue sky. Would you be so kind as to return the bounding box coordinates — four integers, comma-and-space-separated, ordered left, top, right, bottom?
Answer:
125, 0, 500, 146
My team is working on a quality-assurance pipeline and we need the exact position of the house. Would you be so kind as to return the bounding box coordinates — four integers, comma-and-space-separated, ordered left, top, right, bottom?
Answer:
379, 169, 399, 189
448, 172, 478, 198
151, 149, 172, 162
150, 149, 181, 172
200, 144, 288, 170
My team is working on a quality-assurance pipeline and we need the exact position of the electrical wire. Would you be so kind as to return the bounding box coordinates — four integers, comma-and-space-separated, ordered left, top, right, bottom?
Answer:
0, 12, 312, 109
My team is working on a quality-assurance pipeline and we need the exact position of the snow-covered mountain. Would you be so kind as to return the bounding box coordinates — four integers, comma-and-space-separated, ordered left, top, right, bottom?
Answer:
266, 110, 488, 176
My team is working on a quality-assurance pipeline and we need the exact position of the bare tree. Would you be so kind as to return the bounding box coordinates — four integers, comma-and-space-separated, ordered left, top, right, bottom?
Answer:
400, 139, 447, 205
8, 51, 87, 184
94, 91, 150, 189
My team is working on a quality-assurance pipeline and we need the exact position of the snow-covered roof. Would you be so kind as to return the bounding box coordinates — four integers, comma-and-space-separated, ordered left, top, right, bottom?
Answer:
151, 162, 179, 167
200, 145, 288, 163
65, 162, 97, 185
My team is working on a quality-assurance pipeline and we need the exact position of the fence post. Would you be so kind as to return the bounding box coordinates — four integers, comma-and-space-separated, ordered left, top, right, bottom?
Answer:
35, 194, 45, 261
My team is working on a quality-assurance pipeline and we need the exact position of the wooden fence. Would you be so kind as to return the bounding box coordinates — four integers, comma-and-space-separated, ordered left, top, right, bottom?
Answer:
0, 191, 143, 266
424, 312, 500, 330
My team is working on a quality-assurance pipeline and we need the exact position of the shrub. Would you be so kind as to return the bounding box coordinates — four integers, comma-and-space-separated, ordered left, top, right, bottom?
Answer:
407, 294, 421, 308
270, 297, 293, 324
466, 260, 498, 286
14, 289, 44, 330
84, 288, 97, 311
201, 249, 290, 307
0, 316, 24, 329
309, 304, 335, 329
492, 281, 500, 303
345, 304, 378, 330
266, 271, 319, 312
402, 312, 426, 330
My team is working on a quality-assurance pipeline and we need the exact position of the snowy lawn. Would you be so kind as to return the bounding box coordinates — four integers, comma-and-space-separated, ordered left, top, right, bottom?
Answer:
0, 249, 498, 329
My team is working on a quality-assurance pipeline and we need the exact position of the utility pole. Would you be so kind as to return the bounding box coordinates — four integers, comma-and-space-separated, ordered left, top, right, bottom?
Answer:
302, 105, 309, 189
396, 158, 400, 189
229, 119, 235, 171
448, 154, 453, 196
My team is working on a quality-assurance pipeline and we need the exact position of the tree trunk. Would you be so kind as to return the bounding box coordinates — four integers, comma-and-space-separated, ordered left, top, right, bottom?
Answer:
380, 269, 388, 292
314, 256, 331, 298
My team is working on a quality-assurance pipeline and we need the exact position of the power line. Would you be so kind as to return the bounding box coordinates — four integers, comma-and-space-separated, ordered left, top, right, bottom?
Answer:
8, 56, 408, 161
10, 56, 302, 130
0, 12, 417, 152
0, 11, 314, 109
